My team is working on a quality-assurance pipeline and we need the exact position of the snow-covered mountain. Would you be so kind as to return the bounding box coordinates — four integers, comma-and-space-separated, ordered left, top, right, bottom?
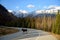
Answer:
8, 10, 29, 17
8, 9, 59, 18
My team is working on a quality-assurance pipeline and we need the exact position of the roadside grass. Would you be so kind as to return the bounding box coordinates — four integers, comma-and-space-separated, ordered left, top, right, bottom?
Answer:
0, 27, 19, 36
49, 32, 60, 40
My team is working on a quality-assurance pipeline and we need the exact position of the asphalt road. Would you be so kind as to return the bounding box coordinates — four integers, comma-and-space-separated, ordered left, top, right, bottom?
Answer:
0, 28, 57, 40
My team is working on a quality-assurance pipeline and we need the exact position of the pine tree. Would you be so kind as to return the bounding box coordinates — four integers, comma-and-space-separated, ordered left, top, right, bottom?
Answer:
55, 10, 60, 34
52, 10, 60, 34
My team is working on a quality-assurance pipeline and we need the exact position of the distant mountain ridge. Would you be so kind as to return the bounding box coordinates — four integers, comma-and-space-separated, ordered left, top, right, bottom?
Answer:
10, 10, 56, 18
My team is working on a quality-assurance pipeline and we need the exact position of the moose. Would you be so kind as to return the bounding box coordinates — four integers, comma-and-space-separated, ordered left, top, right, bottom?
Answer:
22, 28, 27, 32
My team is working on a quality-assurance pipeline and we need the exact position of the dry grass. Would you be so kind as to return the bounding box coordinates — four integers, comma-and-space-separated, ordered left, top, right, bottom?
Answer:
0, 27, 19, 36
49, 32, 60, 40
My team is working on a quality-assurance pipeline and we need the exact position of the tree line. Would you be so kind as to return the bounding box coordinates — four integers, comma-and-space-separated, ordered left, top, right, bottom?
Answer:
4, 10, 60, 34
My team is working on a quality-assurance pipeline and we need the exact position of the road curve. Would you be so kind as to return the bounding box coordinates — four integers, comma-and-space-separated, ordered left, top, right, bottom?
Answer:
0, 28, 57, 40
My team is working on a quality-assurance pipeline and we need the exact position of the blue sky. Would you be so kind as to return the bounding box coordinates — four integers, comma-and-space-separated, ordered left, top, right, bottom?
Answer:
0, 0, 60, 12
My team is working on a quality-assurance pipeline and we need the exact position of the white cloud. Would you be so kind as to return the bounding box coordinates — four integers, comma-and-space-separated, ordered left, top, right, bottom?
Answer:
48, 5, 60, 10
55, 6, 60, 10
42, 5, 60, 14
8, 10, 13, 12
27, 4, 35, 8
19, 10, 28, 14
47, 5, 60, 13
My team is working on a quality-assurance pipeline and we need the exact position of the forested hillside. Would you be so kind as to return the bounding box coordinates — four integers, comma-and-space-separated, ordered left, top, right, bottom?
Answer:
0, 4, 17, 26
